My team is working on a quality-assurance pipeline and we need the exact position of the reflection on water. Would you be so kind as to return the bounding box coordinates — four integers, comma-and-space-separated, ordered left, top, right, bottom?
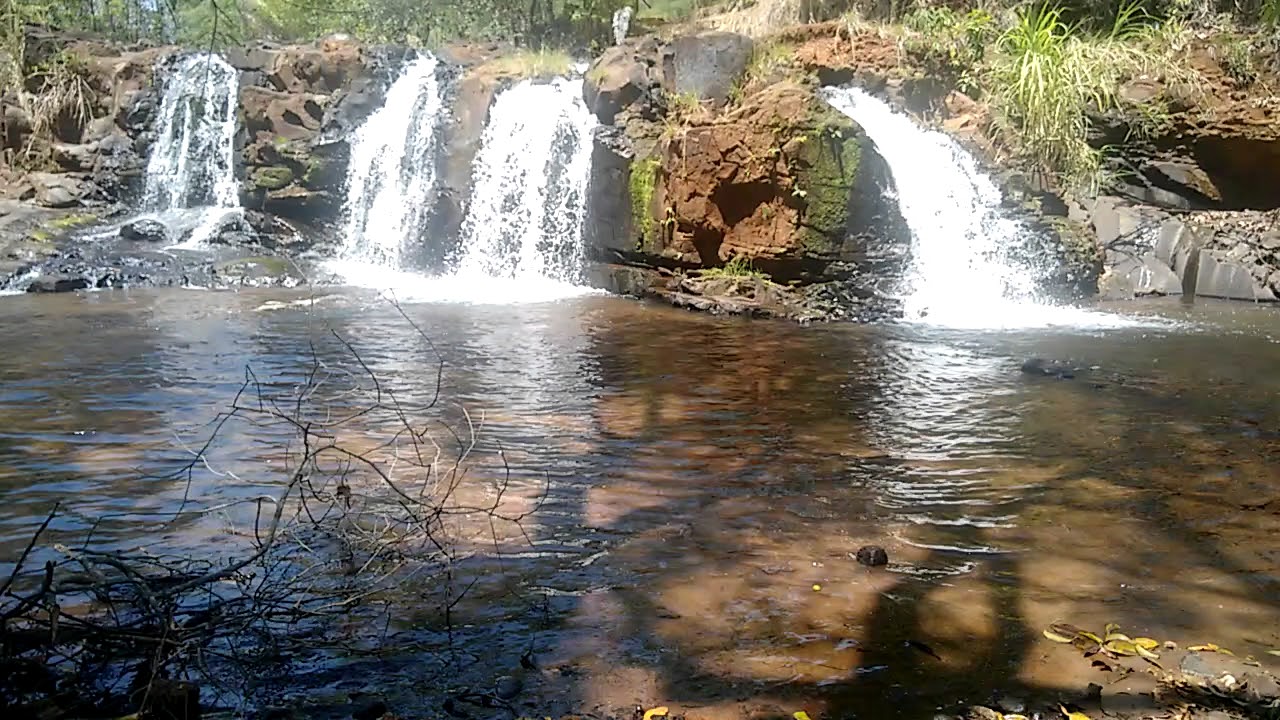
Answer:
0, 290, 1278, 716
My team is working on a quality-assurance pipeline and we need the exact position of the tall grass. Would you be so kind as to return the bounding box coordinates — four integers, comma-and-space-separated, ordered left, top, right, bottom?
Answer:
982, 1, 1184, 191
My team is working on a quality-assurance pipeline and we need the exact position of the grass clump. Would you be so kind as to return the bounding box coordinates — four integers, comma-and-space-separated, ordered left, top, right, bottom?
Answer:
902, 5, 997, 74
981, 1, 1187, 192
485, 49, 574, 80
25, 50, 95, 145
1218, 36, 1258, 84
700, 254, 768, 279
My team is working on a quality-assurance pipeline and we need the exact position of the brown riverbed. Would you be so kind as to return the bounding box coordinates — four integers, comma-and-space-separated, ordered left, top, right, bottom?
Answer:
0, 288, 1277, 718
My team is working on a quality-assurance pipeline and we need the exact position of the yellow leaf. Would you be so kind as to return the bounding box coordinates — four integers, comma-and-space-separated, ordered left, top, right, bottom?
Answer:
1133, 637, 1160, 650
1103, 639, 1139, 657
1267, 650, 1280, 657
812, 584, 822, 592
1079, 631, 1103, 644
1060, 704, 1092, 720
644, 707, 670, 720
1043, 628, 1075, 643
794, 712, 813, 720
1188, 643, 1234, 655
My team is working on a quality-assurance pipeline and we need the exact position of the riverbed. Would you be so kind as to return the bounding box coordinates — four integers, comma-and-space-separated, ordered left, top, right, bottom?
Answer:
1, 287, 1277, 718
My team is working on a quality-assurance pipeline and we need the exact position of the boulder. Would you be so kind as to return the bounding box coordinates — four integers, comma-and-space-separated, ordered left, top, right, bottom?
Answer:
29, 173, 91, 208
120, 218, 169, 243
667, 31, 754, 108
638, 81, 900, 282
583, 39, 663, 124
241, 87, 326, 142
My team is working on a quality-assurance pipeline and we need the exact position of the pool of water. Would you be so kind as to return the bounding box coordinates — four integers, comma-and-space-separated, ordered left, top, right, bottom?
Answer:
0, 287, 1277, 717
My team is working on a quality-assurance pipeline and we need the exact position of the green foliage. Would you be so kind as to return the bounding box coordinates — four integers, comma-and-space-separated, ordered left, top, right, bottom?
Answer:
902, 5, 996, 73
482, 49, 574, 79
700, 253, 767, 278
1219, 36, 1258, 84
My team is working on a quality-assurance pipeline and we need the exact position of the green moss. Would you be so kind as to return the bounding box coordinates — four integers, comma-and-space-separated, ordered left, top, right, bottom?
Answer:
629, 156, 661, 250
49, 213, 97, 229
794, 109, 861, 254
252, 165, 295, 191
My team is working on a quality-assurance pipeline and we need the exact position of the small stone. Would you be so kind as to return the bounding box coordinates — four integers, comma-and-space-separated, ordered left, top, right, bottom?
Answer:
120, 218, 169, 243
855, 545, 888, 567
494, 674, 523, 701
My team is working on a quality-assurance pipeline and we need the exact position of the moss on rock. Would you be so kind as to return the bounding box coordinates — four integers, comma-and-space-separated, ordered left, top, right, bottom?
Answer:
252, 165, 295, 191
629, 156, 661, 251
793, 107, 861, 255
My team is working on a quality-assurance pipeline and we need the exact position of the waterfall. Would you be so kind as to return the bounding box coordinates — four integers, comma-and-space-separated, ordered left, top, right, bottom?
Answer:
336, 54, 446, 268
143, 52, 242, 246
822, 86, 1144, 329
450, 77, 597, 293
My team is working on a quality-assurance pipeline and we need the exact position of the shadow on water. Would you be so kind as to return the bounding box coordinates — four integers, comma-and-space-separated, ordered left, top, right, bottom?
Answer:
1, 291, 1278, 718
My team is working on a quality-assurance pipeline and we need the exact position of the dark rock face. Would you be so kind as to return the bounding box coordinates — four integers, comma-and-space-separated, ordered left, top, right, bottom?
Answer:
119, 218, 169, 243
27, 276, 92, 293
667, 32, 754, 108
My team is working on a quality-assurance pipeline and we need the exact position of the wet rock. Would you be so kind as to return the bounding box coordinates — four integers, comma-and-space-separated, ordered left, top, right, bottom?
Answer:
583, 38, 664, 123
855, 545, 888, 566
652, 274, 833, 322
26, 276, 91, 293
120, 218, 169, 243
1020, 358, 1076, 379
494, 674, 523, 701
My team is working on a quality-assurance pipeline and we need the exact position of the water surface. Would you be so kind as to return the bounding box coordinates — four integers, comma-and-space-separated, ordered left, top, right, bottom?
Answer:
1, 289, 1277, 717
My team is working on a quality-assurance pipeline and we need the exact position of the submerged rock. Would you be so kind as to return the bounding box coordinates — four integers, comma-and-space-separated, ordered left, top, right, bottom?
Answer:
26, 276, 91, 293
855, 545, 888, 566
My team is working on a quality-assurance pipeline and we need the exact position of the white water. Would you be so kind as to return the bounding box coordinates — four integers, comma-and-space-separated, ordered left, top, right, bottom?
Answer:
449, 77, 598, 295
143, 53, 242, 247
336, 54, 446, 268
822, 86, 1155, 330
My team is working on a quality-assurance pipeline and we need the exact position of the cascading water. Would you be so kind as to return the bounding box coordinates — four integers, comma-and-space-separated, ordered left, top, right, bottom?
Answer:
822, 86, 1145, 329
444, 76, 599, 302
335, 54, 446, 269
143, 52, 242, 246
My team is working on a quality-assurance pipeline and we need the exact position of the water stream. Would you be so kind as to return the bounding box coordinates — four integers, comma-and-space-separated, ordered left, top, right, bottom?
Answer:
142, 52, 243, 247
335, 54, 446, 269
823, 87, 1144, 330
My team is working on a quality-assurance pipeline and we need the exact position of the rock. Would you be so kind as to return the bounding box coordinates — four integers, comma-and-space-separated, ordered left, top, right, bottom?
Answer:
668, 31, 754, 108
582, 126, 638, 257
26, 276, 91, 293
29, 173, 90, 208
120, 218, 169, 243
649, 81, 899, 282
855, 545, 888, 566
241, 86, 326, 142
1020, 358, 1076, 379
648, 273, 836, 322
1191, 250, 1277, 301
1148, 159, 1222, 205
584, 40, 660, 123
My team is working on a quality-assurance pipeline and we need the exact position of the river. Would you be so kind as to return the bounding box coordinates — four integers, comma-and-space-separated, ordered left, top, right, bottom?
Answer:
1, 288, 1277, 717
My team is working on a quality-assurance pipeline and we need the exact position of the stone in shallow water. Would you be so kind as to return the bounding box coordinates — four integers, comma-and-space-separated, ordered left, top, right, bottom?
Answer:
855, 545, 888, 566
120, 218, 169, 243
26, 276, 90, 293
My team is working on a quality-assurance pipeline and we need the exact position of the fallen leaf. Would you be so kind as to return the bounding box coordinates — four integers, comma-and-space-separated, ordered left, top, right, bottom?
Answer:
1134, 637, 1160, 650
1136, 645, 1161, 661
1104, 639, 1140, 657
1267, 650, 1280, 657
794, 712, 812, 720
644, 707, 670, 720
1188, 643, 1235, 656
1044, 628, 1076, 643
1060, 704, 1092, 720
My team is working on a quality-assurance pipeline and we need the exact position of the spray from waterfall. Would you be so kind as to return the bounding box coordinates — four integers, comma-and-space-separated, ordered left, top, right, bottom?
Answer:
336, 54, 446, 268
822, 86, 1145, 330
144, 52, 242, 246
